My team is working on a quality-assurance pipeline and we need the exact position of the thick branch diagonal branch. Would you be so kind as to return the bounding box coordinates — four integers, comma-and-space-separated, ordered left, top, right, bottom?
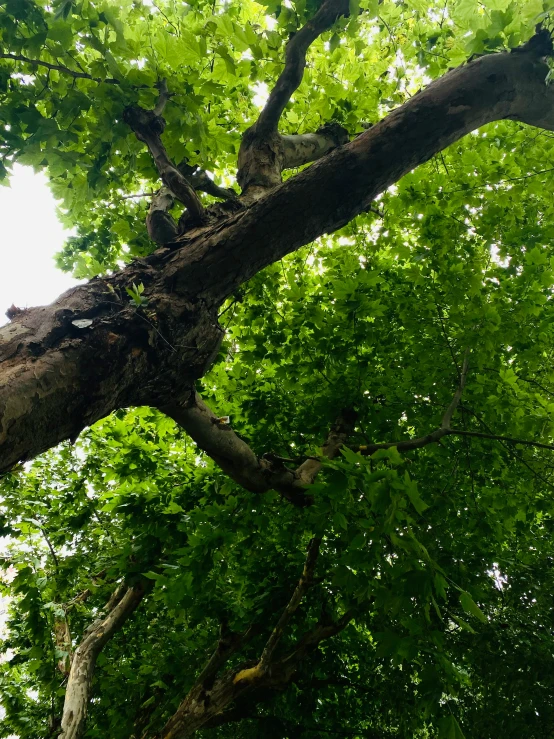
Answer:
159, 538, 353, 738
4, 41, 554, 472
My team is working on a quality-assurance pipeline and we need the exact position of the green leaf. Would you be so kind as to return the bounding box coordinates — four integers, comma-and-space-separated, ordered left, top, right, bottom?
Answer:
460, 592, 488, 623
438, 715, 466, 739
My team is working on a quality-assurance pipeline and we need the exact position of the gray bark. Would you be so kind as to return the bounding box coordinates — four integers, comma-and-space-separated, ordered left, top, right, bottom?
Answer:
58, 581, 147, 739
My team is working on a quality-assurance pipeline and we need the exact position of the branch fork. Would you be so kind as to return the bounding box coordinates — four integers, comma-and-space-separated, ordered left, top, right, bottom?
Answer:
159, 536, 354, 738
237, 0, 352, 199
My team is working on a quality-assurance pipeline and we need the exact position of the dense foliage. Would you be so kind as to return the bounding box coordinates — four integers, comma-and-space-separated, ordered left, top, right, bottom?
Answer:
2, 0, 554, 737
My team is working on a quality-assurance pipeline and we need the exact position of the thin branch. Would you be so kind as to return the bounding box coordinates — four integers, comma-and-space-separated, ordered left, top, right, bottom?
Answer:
123, 100, 206, 224
442, 165, 554, 194
435, 300, 462, 381
236, 5, 352, 198
355, 353, 469, 456
441, 349, 470, 428
257, 537, 321, 671
356, 423, 554, 457
39, 526, 59, 570
0, 53, 119, 84
448, 428, 554, 451
460, 403, 554, 491
153, 78, 172, 116
276, 607, 357, 675
255, 0, 351, 136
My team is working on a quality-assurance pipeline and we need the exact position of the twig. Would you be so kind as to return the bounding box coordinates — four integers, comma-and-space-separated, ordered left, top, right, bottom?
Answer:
448, 428, 554, 451
0, 53, 119, 84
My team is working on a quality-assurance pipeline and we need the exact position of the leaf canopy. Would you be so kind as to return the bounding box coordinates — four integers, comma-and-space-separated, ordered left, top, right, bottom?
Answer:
2, 0, 554, 737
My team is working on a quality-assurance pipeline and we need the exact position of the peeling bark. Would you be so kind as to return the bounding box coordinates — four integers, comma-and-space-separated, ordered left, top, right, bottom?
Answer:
58, 580, 148, 739
281, 123, 350, 169
54, 616, 72, 676
2, 47, 554, 474
147, 187, 181, 244
237, 0, 351, 198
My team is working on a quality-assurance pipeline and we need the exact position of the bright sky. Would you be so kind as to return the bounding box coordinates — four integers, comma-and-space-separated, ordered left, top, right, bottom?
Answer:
0, 165, 80, 327
0, 166, 76, 731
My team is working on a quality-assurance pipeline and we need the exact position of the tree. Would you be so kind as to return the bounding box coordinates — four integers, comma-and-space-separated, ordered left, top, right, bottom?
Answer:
2, 0, 554, 736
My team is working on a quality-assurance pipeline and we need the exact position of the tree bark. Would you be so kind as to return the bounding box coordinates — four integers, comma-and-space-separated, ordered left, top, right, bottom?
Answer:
2, 48, 554, 473
58, 581, 148, 739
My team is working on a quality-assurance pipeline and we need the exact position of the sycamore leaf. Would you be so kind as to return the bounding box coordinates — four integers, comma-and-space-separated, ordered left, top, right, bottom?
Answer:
460, 592, 488, 623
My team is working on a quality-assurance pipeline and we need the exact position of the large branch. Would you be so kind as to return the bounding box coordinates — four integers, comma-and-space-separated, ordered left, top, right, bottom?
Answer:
123, 104, 205, 224
58, 580, 148, 739
161, 392, 354, 505
255, 0, 351, 136
3, 40, 554, 473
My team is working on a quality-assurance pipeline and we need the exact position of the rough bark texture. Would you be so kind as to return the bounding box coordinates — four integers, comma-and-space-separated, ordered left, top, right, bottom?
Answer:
3, 19, 554, 739
2, 48, 553, 475
237, 0, 351, 199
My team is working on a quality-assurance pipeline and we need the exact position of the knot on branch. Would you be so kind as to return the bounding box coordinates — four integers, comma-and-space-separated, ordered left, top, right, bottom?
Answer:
123, 105, 165, 143
316, 122, 350, 147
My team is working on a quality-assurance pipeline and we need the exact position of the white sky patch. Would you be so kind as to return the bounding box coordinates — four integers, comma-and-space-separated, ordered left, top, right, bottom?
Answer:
252, 81, 269, 109
0, 165, 80, 326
